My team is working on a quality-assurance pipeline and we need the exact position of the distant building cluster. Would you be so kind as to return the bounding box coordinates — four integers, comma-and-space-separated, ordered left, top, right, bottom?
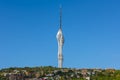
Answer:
0, 67, 117, 80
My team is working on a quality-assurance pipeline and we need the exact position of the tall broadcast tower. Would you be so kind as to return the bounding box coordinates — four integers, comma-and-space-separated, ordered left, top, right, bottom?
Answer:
56, 6, 64, 68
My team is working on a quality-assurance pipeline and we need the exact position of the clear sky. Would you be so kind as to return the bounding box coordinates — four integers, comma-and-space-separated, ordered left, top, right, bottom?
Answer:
0, 0, 120, 69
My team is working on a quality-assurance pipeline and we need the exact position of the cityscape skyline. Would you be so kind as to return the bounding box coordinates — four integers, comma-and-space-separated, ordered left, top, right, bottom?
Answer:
0, 0, 120, 69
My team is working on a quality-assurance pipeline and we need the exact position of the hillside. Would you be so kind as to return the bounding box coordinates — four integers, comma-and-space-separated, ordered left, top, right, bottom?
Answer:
0, 66, 120, 80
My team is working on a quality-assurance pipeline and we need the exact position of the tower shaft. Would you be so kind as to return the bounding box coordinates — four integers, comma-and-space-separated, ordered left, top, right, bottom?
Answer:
58, 44, 63, 68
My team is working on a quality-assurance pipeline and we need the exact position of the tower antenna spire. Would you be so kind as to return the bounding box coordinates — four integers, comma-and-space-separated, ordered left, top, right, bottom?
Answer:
60, 5, 62, 29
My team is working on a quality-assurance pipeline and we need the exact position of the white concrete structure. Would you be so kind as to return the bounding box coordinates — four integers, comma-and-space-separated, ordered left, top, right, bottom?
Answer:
56, 7, 64, 68
86, 77, 90, 80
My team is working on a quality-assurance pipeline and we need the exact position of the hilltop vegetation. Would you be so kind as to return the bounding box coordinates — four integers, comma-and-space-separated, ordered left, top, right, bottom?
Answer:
0, 66, 120, 80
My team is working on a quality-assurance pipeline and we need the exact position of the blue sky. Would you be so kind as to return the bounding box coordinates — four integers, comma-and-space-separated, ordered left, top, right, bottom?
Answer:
0, 0, 120, 69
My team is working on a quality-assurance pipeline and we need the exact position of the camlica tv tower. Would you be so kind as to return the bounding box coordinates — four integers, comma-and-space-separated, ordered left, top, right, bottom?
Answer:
56, 6, 64, 68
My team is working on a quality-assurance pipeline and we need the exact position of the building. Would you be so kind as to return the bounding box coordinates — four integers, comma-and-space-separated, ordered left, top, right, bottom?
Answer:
56, 6, 64, 68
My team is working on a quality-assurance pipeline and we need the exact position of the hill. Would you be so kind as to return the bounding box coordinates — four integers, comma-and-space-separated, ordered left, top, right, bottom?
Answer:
0, 66, 120, 80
